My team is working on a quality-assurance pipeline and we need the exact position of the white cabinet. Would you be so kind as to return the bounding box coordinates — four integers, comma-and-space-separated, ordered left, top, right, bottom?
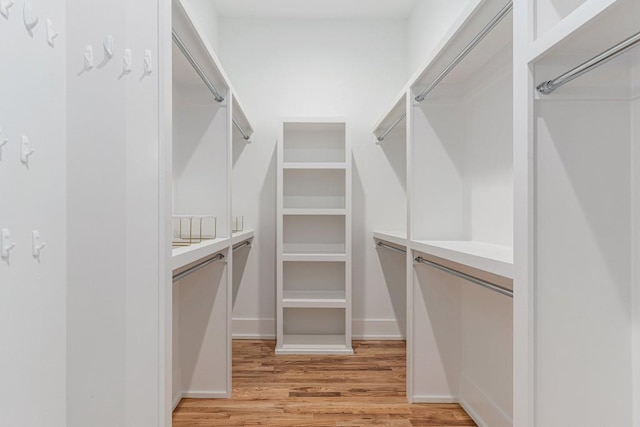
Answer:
276, 120, 353, 354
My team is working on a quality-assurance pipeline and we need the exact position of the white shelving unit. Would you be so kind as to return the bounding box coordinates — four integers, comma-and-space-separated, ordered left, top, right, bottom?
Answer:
515, 0, 640, 425
373, 1, 514, 425
277, 119, 353, 355
170, 0, 255, 410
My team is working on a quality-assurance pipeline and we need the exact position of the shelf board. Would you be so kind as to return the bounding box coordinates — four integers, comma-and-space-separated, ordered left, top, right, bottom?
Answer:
282, 253, 346, 262
373, 230, 407, 248
411, 240, 513, 279
172, 237, 229, 271
283, 209, 346, 216
282, 162, 347, 170
276, 334, 353, 355
282, 291, 346, 308
230, 229, 254, 246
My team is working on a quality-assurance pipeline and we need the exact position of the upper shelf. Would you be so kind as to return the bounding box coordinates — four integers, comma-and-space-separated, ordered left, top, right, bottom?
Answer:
173, 0, 254, 136
411, 240, 513, 280
373, 92, 407, 142
410, 0, 513, 101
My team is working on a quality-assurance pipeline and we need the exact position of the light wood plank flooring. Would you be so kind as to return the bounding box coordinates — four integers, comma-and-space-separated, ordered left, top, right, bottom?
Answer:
173, 340, 476, 426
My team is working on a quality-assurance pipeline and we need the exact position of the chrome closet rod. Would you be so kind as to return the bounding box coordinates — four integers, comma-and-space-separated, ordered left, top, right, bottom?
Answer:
233, 118, 252, 141
172, 29, 225, 103
172, 253, 225, 283
376, 112, 407, 143
233, 240, 252, 251
537, 30, 640, 95
414, 1, 513, 102
376, 241, 407, 254
414, 256, 513, 298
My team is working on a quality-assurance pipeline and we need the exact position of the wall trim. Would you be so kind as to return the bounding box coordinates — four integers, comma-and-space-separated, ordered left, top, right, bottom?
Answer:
458, 375, 512, 427
182, 391, 230, 399
232, 318, 405, 340
411, 395, 457, 404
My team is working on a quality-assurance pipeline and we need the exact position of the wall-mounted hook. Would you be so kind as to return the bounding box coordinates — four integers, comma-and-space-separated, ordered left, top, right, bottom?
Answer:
23, 1, 38, 32
144, 50, 153, 74
21, 135, 34, 166
32, 230, 45, 258
0, 0, 14, 18
83, 45, 94, 70
46, 19, 58, 46
1, 228, 15, 260
0, 127, 7, 161
103, 35, 114, 58
123, 49, 132, 73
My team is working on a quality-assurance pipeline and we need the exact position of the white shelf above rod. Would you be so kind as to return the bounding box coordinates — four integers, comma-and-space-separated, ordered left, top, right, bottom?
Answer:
414, 256, 513, 298
172, 29, 225, 103
376, 112, 406, 143
414, 0, 513, 102
536, 30, 640, 95
232, 117, 252, 141
376, 241, 406, 254
172, 252, 225, 283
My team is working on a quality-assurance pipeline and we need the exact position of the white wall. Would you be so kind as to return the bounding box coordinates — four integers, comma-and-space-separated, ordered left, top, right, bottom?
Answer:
220, 18, 410, 338
181, 0, 220, 52
66, 1, 164, 425
0, 0, 67, 425
407, 0, 474, 77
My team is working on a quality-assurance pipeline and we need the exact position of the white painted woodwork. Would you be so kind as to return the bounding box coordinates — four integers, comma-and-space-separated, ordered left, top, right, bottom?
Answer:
277, 120, 353, 355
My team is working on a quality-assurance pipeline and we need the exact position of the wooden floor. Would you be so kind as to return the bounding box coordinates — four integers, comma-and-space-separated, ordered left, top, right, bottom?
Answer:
173, 340, 476, 426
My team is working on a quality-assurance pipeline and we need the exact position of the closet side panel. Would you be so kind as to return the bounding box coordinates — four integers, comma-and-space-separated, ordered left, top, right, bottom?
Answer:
534, 100, 632, 427
633, 89, 640, 426
0, 0, 67, 425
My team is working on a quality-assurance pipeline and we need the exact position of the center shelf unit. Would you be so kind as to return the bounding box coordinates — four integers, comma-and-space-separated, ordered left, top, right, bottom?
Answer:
276, 119, 353, 355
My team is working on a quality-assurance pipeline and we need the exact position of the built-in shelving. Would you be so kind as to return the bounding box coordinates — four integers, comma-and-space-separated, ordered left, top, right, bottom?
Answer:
411, 240, 513, 280
277, 119, 352, 355
171, 0, 254, 410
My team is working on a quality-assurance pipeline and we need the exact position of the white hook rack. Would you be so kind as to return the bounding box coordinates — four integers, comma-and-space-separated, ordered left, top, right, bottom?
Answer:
0, 0, 14, 18
1, 228, 15, 259
103, 35, 114, 58
144, 50, 153, 74
83, 45, 94, 70
21, 135, 34, 166
23, 1, 38, 31
46, 19, 58, 47
123, 49, 132, 73
0, 127, 7, 160
32, 230, 46, 258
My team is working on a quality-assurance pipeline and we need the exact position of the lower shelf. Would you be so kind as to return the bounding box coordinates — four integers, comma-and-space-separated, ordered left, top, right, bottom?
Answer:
276, 334, 353, 355
283, 291, 346, 308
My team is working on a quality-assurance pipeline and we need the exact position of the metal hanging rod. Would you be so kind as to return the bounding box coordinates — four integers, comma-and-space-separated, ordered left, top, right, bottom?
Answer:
172, 29, 225, 103
376, 241, 407, 254
233, 118, 252, 141
414, 256, 513, 298
376, 112, 407, 143
233, 240, 252, 251
537, 30, 640, 95
414, 1, 513, 102
172, 253, 225, 283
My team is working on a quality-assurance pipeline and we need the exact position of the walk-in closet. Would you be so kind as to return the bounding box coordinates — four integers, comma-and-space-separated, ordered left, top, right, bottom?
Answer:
1, 0, 639, 426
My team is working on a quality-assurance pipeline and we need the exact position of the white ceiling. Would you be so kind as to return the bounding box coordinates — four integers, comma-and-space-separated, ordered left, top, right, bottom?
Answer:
210, 0, 420, 20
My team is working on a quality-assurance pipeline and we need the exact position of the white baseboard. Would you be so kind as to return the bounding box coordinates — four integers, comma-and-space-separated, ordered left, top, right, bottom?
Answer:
232, 318, 275, 339
458, 375, 512, 427
232, 317, 404, 340
352, 319, 404, 340
182, 391, 230, 399
411, 395, 457, 404
172, 392, 183, 411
